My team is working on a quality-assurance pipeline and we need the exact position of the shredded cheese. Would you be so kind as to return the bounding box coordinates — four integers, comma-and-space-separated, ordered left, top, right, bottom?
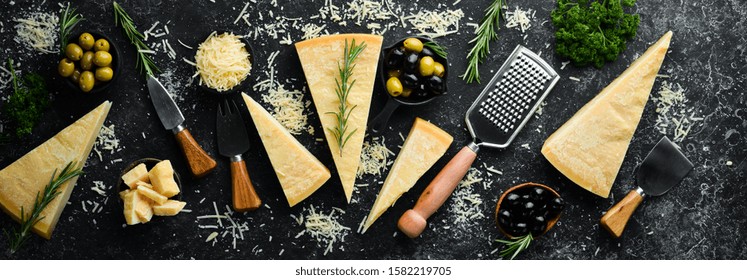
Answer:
447, 168, 488, 230
356, 137, 394, 178
402, 9, 464, 38
195, 32, 252, 92
92, 123, 121, 161
652, 80, 702, 142
505, 6, 535, 33
297, 205, 350, 256
14, 12, 59, 54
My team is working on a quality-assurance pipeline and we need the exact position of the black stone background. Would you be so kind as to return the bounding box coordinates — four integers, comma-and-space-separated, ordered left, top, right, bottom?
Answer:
0, 0, 745, 260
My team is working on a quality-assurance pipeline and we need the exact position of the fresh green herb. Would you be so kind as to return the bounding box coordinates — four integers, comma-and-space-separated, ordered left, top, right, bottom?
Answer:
2, 58, 49, 139
326, 39, 366, 156
112, 2, 158, 76
59, 3, 83, 55
551, 0, 640, 68
462, 0, 507, 84
424, 41, 448, 60
4, 161, 83, 254
496, 233, 533, 260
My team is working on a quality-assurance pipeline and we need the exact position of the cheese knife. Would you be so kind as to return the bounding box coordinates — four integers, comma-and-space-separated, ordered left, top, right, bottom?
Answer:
600, 136, 694, 238
216, 99, 261, 212
147, 75, 217, 178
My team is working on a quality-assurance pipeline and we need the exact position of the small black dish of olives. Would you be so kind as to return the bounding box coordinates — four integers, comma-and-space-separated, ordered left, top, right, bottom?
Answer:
370, 37, 448, 134
495, 182, 564, 238
60, 31, 121, 94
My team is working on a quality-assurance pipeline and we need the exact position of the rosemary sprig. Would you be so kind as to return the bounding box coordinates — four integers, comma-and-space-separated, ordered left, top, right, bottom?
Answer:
462, 0, 507, 84
59, 3, 83, 55
424, 41, 448, 60
326, 39, 366, 156
496, 233, 533, 260
112, 2, 159, 76
4, 161, 83, 254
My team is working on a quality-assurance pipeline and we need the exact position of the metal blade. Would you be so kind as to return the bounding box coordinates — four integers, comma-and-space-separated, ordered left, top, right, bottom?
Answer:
147, 75, 184, 131
636, 136, 694, 196
216, 99, 251, 157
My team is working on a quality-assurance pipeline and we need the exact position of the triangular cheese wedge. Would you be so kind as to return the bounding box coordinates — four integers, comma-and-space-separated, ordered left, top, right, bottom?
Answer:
362, 118, 453, 233
242, 93, 331, 207
542, 31, 673, 198
295, 34, 383, 203
0, 101, 112, 238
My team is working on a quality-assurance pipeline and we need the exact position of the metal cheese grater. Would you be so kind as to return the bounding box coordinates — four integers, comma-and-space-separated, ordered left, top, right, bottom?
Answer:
467, 45, 560, 149
398, 45, 560, 238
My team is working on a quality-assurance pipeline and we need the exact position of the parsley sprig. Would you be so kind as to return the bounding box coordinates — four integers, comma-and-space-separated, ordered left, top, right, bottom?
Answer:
327, 39, 366, 156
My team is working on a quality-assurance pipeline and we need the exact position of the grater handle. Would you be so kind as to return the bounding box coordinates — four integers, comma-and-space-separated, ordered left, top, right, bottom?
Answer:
398, 145, 478, 238
369, 98, 401, 135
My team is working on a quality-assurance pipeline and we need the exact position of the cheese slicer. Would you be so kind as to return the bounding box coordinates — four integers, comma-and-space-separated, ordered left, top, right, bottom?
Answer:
398, 45, 560, 238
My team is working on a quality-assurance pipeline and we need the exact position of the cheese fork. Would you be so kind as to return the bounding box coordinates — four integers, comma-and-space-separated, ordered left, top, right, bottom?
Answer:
216, 99, 261, 212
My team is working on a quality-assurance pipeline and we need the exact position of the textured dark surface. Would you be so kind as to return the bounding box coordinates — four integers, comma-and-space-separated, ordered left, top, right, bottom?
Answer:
0, 0, 745, 260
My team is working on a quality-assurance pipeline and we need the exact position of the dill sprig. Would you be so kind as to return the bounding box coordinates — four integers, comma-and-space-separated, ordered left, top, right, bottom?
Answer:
496, 233, 533, 260
462, 0, 507, 84
4, 161, 83, 254
424, 41, 448, 60
59, 3, 83, 55
112, 2, 158, 76
326, 39, 366, 156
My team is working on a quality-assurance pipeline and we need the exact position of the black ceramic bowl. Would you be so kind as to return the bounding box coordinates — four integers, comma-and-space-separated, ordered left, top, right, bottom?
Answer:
115, 158, 183, 213
495, 182, 563, 238
62, 31, 121, 94
196, 31, 255, 95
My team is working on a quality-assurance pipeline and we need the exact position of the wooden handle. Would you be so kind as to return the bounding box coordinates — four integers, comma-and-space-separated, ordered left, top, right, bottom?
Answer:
174, 128, 217, 178
600, 189, 645, 238
398, 145, 478, 238
230, 160, 262, 212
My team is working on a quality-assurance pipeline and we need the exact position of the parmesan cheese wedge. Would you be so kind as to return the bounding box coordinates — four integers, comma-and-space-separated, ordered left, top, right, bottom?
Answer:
362, 118, 453, 233
242, 93, 331, 207
0, 101, 111, 239
136, 185, 168, 205
295, 34, 383, 203
541, 31, 673, 198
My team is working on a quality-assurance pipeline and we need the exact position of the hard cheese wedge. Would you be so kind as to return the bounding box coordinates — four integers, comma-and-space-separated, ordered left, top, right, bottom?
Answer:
541, 31, 673, 198
362, 118, 453, 233
296, 34, 383, 203
242, 93, 331, 207
0, 101, 112, 239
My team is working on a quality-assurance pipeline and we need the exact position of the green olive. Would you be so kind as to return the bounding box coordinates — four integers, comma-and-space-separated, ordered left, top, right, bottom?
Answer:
80, 51, 95, 70
419, 56, 435, 77
93, 51, 112, 67
433, 62, 446, 77
386, 77, 403, 97
65, 43, 83, 61
94, 39, 110, 52
403, 38, 423, 53
401, 88, 413, 98
58, 58, 75, 77
387, 69, 401, 78
79, 71, 95, 92
95, 66, 114, 82
70, 69, 82, 84
78, 33, 95, 50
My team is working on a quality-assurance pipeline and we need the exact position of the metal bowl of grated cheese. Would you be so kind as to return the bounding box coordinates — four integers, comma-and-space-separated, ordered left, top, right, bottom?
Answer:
194, 31, 254, 94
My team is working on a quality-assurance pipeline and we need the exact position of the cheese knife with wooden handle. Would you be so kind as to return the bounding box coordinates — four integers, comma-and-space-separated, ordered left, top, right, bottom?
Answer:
216, 99, 261, 212
147, 75, 216, 178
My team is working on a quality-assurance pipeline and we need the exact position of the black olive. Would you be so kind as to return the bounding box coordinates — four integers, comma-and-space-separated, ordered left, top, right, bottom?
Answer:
511, 222, 529, 236
524, 201, 535, 211
530, 216, 547, 236
549, 197, 564, 215
400, 73, 419, 88
427, 76, 445, 95
420, 46, 435, 58
413, 88, 430, 99
530, 187, 547, 201
403, 52, 419, 73
385, 47, 405, 69
504, 193, 522, 210
497, 209, 512, 227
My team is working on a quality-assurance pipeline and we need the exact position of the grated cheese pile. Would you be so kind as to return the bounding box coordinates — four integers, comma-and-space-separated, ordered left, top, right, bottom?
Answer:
402, 9, 464, 38
652, 80, 703, 142
447, 168, 489, 230
196, 202, 251, 250
142, 20, 178, 60
92, 123, 122, 162
296, 205, 350, 256
356, 136, 394, 178
260, 83, 313, 135
195, 32, 252, 92
505, 6, 535, 33
14, 12, 59, 54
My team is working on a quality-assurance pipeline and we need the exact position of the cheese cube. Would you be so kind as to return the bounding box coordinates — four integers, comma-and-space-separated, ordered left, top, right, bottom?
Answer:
134, 193, 154, 223
153, 200, 187, 216
119, 189, 131, 200
121, 163, 150, 189
136, 185, 167, 205
148, 160, 180, 198
123, 191, 141, 225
